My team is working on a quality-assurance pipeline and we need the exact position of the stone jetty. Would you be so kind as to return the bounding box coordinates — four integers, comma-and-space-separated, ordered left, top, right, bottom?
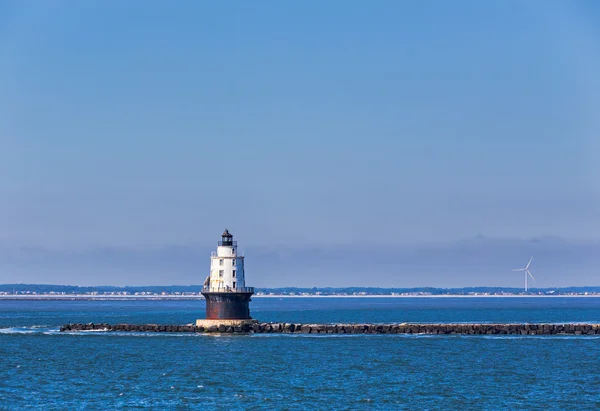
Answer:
60, 322, 600, 335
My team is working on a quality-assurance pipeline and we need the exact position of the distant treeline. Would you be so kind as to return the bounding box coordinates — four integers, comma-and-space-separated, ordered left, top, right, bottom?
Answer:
2, 284, 600, 294
259, 286, 600, 294
0, 284, 204, 294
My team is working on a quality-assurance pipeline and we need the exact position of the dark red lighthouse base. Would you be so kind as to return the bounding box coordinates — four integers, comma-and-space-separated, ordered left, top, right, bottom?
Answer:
202, 291, 253, 320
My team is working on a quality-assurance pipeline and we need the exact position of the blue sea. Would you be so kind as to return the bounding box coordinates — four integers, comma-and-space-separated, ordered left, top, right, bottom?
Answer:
1, 297, 600, 410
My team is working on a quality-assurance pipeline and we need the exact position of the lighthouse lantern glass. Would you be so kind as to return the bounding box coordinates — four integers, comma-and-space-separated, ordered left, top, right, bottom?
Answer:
220, 230, 233, 246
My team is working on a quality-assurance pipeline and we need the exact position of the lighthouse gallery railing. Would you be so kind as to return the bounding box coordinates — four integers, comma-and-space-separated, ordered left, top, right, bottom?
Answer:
201, 286, 254, 293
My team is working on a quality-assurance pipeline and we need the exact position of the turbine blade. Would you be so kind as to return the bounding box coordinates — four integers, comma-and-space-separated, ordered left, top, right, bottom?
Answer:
512, 268, 525, 271
526, 256, 533, 270
527, 270, 536, 282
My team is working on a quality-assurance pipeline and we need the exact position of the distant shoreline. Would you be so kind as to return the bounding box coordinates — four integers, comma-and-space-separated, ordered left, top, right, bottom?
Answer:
256, 294, 600, 298
1, 294, 599, 301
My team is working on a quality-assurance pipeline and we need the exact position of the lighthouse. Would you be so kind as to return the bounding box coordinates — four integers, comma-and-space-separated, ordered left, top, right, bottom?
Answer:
197, 230, 254, 327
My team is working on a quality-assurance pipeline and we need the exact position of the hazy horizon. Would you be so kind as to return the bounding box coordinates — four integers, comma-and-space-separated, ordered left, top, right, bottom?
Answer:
2, 234, 598, 288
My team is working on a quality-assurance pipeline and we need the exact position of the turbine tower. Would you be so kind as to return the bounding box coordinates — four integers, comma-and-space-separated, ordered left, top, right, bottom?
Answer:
513, 256, 535, 292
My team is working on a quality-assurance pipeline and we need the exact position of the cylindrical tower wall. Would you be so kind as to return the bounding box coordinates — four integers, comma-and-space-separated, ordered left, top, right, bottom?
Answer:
216, 245, 237, 257
202, 292, 253, 320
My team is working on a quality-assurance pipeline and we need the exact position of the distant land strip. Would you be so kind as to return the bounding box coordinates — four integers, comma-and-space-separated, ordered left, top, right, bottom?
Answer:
2, 284, 600, 298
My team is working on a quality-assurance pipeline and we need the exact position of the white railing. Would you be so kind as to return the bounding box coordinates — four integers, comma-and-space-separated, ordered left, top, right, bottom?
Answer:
202, 286, 254, 293
211, 251, 244, 257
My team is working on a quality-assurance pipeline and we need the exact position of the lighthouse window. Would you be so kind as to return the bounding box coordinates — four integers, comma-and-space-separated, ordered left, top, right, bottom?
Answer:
219, 270, 224, 277
233, 270, 236, 278
219, 259, 223, 266
233, 260, 236, 266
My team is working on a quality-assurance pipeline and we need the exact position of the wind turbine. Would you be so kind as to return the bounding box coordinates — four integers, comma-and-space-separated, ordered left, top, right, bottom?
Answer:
513, 256, 535, 292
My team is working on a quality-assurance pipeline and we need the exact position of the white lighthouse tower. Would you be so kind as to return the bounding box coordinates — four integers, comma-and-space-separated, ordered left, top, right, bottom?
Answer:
198, 229, 254, 326
206, 229, 246, 292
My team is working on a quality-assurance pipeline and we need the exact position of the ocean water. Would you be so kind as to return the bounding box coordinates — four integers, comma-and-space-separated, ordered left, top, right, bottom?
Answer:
1, 297, 600, 410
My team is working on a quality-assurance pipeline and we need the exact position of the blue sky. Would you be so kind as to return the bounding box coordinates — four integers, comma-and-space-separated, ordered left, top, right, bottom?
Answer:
1, 1, 599, 249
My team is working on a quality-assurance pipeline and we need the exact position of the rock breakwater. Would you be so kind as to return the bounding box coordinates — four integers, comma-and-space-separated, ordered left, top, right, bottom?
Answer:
60, 322, 600, 335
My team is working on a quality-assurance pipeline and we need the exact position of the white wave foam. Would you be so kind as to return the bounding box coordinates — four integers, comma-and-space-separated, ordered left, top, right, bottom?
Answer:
3, 328, 597, 339
74, 328, 110, 333
0, 327, 39, 334
476, 335, 600, 340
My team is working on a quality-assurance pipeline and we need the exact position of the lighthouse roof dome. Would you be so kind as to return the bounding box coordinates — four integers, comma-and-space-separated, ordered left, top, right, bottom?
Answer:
222, 229, 232, 238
